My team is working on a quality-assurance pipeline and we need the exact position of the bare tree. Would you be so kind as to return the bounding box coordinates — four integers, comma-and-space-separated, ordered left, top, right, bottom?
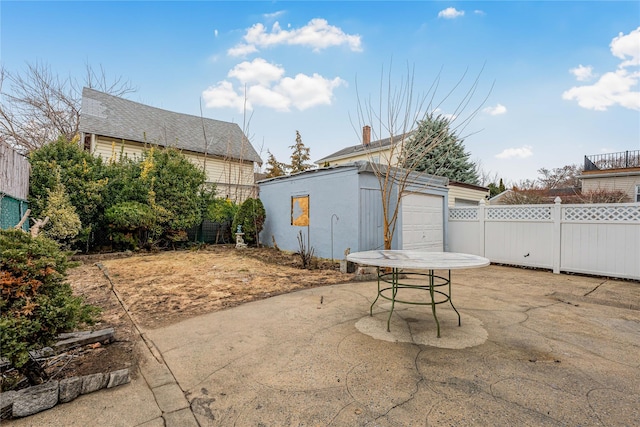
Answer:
352, 62, 490, 250
0, 62, 135, 152
537, 164, 582, 189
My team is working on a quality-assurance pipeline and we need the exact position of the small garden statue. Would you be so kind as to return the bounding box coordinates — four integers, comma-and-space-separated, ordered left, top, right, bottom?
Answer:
235, 224, 247, 249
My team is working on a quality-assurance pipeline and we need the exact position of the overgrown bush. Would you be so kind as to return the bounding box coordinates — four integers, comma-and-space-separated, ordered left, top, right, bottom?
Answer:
29, 140, 215, 251
0, 229, 98, 385
140, 148, 209, 232
207, 198, 239, 243
105, 201, 156, 250
28, 136, 107, 250
232, 198, 266, 246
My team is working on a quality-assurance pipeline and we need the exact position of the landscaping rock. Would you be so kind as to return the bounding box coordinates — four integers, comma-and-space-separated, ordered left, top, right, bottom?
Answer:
81, 373, 108, 394
55, 328, 115, 352
0, 390, 17, 420
12, 381, 58, 418
107, 369, 131, 388
59, 377, 83, 403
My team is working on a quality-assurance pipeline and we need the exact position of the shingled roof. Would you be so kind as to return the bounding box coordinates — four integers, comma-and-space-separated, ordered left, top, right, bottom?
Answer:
79, 87, 261, 163
315, 132, 413, 164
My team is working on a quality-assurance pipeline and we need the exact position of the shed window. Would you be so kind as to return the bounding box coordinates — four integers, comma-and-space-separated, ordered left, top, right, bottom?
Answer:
636, 184, 640, 203
291, 195, 309, 226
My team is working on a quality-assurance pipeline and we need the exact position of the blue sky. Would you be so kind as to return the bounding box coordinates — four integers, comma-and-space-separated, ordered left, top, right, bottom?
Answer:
2, 1, 639, 184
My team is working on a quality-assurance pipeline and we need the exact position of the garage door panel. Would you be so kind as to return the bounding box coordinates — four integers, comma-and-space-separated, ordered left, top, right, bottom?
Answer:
402, 193, 443, 251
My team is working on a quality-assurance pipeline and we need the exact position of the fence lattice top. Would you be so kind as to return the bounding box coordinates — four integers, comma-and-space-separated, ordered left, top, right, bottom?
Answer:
449, 203, 640, 223
563, 205, 640, 222
449, 208, 478, 220
486, 206, 552, 221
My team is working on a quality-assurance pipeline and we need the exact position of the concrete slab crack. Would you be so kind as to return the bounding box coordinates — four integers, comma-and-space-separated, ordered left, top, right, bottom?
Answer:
584, 279, 608, 297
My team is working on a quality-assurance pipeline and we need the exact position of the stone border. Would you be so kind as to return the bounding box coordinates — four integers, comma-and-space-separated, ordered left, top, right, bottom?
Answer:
0, 368, 130, 419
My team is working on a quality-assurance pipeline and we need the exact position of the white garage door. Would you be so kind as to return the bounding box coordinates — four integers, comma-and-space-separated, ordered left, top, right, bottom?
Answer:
401, 193, 444, 251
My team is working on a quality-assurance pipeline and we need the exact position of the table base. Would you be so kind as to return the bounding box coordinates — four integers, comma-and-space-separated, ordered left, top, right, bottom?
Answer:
371, 268, 460, 338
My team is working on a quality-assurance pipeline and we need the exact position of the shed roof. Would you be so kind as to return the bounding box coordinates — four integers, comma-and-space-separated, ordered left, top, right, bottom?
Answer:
258, 161, 448, 188
79, 87, 261, 163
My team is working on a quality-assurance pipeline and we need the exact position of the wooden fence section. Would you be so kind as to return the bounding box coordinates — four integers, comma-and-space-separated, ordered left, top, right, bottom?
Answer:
449, 199, 640, 280
0, 143, 30, 200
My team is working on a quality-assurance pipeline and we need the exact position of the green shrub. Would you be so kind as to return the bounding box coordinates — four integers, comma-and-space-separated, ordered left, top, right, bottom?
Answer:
0, 229, 98, 378
105, 201, 155, 250
207, 198, 238, 243
232, 198, 266, 246
28, 136, 107, 250
42, 176, 82, 246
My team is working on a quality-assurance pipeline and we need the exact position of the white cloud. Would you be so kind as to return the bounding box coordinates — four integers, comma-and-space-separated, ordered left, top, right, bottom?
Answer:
438, 7, 464, 19
562, 68, 640, 111
202, 81, 247, 111
276, 73, 346, 110
227, 43, 258, 57
483, 104, 507, 115
247, 85, 291, 111
228, 58, 284, 85
569, 64, 595, 82
264, 11, 285, 20
228, 18, 362, 56
214, 29, 218, 37
474, 10, 485, 16
563, 27, 640, 111
495, 146, 533, 159
203, 58, 345, 112
610, 27, 640, 67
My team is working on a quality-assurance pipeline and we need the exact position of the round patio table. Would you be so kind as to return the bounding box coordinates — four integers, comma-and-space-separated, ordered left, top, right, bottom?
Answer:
347, 250, 490, 337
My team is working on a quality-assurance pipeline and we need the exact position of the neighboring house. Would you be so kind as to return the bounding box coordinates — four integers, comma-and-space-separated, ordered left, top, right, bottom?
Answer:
315, 126, 402, 167
580, 150, 640, 202
448, 181, 489, 207
315, 126, 484, 204
258, 161, 450, 259
488, 189, 513, 205
489, 187, 582, 205
79, 87, 262, 202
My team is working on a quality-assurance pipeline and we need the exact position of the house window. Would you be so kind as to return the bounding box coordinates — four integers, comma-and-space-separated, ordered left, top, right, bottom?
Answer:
636, 184, 640, 203
83, 134, 92, 151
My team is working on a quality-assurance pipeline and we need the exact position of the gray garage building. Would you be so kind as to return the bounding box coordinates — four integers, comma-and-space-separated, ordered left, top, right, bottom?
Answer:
258, 162, 449, 260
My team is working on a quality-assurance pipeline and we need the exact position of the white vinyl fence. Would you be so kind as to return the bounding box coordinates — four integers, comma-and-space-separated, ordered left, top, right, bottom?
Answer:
449, 199, 640, 280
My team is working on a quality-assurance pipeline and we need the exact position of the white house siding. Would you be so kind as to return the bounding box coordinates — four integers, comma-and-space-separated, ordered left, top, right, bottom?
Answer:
581, 173, 640, 202
327, 147, 400, 167
93, 137, 255, 202
448, 185, 489, 208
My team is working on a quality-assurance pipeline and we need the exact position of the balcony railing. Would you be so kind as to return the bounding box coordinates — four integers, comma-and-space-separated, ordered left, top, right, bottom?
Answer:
584, 150, 640, 171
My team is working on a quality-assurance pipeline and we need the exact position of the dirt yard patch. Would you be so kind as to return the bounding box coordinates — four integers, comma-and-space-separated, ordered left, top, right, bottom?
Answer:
85, 245, 352, 330
49, 246, 353, 383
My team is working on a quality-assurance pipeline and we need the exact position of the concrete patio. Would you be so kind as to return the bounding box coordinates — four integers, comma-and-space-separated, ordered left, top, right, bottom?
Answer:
8, 265, 640, 426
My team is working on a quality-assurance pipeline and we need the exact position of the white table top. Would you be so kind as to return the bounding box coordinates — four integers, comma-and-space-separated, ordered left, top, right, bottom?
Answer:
346, 250, 490, 270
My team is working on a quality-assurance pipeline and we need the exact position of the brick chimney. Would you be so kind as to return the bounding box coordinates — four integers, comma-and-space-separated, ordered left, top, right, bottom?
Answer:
362, 125, 371, 146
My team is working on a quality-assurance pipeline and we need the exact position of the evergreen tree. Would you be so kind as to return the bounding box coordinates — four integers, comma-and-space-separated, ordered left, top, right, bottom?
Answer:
265, 150, 287, 178
42, 173, 82, 246
488, 178, 507, 198
402, 114, 479, 184
499, 178, 506, 193
289, 130, 312, 173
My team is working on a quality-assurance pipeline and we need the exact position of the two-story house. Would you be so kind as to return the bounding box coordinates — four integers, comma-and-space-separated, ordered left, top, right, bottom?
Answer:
79, 88, 262, 202
581, 150, 640, 202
